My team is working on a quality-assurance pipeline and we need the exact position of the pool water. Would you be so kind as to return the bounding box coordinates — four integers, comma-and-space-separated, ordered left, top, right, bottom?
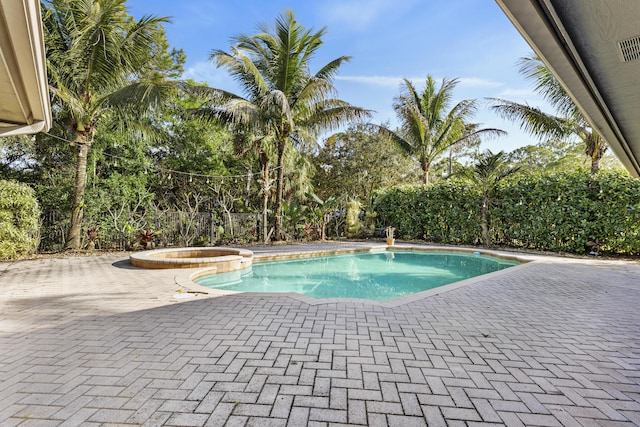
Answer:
195, 250, 519, 301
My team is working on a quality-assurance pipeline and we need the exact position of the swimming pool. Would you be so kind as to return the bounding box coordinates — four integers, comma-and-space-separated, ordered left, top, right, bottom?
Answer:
194, 250, 519, 301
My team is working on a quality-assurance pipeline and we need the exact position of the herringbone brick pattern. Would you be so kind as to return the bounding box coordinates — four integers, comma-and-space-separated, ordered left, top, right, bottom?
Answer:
0, 247, 638, 426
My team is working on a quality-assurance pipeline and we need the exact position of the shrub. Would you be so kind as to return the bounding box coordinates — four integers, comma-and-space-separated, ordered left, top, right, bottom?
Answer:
492, 171, 640, 254
0, 180, 40, 259
374, 180, 480, 244
374, 171, 640, 255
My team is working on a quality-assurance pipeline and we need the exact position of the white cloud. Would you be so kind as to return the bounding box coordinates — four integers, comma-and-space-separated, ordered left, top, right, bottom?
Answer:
335, 75, 406, 87
183, 61, 237, 91
457, 77, 502, 88
319, 0, 419, 31
336, 75, 502, 89
321, 0, 390, 30
496, 88, 536, 99
493, 88, 550, 107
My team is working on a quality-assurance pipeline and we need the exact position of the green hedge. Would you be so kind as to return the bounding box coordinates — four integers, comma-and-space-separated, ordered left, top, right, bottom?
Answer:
0, 180, 40, 259
374, 180, 481, 244
374, 171, 640, 255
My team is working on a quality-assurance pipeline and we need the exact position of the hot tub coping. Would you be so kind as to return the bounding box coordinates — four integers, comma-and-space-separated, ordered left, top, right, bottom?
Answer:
130, 247, 253, 270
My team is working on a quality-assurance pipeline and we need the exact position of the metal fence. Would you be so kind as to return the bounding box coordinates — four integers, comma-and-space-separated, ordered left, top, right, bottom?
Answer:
40, 211, 260, 251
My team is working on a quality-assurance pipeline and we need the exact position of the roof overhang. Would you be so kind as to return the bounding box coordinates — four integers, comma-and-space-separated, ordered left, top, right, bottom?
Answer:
0, 0, 51, 136
496, 0, 640, 177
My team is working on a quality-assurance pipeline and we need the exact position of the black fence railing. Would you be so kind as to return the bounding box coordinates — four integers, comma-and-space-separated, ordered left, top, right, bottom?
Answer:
40, 211, 260, 251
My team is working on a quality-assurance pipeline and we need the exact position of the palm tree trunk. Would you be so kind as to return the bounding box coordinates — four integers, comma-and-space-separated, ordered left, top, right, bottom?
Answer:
321, 213, 329, 241
586, 132, 606, 174
273, 141, 286, 241
260, 153, 270, 243
591, 157, 601, 174
422, 160, 431, 185
480, 194, 489, 246
66, 136, 91, 249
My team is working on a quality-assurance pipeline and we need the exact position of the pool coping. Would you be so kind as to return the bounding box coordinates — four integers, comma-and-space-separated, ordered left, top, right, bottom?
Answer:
173, 244, 539, 307
130, 247, 253, 270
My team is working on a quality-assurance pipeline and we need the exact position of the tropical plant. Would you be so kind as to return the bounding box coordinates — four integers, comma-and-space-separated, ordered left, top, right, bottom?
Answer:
281, 198, 308, 240
138, 229, 159, 249
491, 54, 608, 174
306, 193, 342, 240
42, 0, 174, 249
85, 225, 99, 251
464, 150, 521, 246
385, 226, 395, 239
202, 10, 370, 240
379, 76, 504, 185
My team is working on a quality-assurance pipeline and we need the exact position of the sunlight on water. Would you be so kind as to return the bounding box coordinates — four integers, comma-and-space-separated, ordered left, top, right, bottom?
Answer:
196, 251, 519, 301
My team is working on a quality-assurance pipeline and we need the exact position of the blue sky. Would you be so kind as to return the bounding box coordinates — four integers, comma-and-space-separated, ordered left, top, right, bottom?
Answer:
127, 0, 547, 152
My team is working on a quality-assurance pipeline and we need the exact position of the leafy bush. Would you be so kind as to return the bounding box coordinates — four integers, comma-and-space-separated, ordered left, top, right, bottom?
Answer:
0, 180, 40, 258
374, 171, 640, 255
374, 180, 481, 244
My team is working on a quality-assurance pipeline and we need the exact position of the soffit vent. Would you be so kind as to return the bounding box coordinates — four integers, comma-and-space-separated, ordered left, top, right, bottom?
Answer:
619, 36, 640, 62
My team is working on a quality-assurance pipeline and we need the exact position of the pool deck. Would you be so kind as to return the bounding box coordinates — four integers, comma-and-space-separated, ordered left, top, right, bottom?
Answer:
0, 242, 639, 426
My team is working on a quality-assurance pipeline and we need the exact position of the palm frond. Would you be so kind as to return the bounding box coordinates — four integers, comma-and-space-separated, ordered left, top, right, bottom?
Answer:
518, 55, 581, 119
298, 103, 371, 136
314, 56, 351, 82
391, 75, 489, 168
263, 90, 294, 128
489, 98, 573, 139
107, 80, 178, 110
455, 126, 507, 147
466, 150, 521, 192
368, 124, 413, 154
43, 0, 173, 129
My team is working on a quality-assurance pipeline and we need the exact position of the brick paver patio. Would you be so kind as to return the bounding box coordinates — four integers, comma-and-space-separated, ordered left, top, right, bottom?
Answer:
0, 243, 639, 426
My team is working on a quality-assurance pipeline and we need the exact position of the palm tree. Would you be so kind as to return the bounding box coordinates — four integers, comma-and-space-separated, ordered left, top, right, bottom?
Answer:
380, 76, 505, 185
43, 0, 172, 249
465, 150, 521, 246
205, 10, 370, 240
491, 54, 607, 174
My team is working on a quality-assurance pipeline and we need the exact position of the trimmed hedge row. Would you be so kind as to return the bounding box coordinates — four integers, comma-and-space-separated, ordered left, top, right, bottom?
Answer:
373, 171, 640, 255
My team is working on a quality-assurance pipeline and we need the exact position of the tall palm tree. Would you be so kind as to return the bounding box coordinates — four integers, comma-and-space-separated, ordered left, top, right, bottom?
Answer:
205, 10, 370, 240
43, 0, 173, 249
491, 55, 607, 174
465, 150, 521, 246
380, 76, 505, 185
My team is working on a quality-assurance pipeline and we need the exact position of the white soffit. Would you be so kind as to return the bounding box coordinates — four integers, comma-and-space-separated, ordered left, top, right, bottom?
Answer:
0, 0, 51, 136
496, 0, 640, 177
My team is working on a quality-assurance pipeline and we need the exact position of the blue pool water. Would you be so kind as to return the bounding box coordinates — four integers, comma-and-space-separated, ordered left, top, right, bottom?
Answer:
195, 250, 519, 301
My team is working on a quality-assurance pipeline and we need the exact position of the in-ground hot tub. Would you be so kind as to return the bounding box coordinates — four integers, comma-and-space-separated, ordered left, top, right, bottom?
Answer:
129, 247, 253, 272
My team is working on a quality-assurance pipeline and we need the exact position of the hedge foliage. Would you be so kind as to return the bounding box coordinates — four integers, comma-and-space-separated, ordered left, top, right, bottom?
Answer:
0, 180, 40, 259
373, 171, 640, 255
